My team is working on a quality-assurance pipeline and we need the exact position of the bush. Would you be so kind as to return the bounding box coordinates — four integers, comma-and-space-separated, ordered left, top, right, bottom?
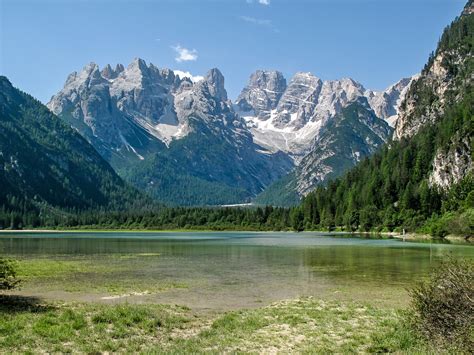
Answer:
0, 258, 21, 290
409, 258, 474, 352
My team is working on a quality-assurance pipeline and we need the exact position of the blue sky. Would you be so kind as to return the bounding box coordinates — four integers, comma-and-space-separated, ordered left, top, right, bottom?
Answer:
0, 0, 467, 103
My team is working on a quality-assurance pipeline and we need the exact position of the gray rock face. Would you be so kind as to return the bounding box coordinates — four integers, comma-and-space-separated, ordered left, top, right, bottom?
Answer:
236, 70, 287, 118
272, 72, 323, 129
393, 55, 452, 140
253, 98, 394, 205
205, 68, 227, 101
429, 135, 472, 190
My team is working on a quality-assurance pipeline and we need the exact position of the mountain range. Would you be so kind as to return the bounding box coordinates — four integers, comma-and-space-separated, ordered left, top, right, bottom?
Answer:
47, 60, 416, 206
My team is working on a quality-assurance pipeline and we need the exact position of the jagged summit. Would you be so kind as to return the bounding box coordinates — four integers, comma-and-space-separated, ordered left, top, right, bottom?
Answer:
204, 68, 227, 101
237, 69, 416, 160
236, 70, 287, 117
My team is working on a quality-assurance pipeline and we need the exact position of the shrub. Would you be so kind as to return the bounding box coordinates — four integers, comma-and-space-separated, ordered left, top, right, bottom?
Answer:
0, 258, 21, 290
409, 258, 474, 352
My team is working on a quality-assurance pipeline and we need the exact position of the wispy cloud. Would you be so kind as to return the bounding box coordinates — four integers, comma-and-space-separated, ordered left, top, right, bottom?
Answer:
246, 0, 271, 5
171, 45, 198, 63
240, 15, 272, 26
239, 16, 278, 32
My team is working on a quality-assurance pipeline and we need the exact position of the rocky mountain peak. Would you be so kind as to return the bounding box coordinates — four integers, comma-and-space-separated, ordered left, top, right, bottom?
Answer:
239, 69, 416, 160
101, 64, 115, 79
101, 63, 125, 80
204, 68, 227, 101
115, 63, 125, 73
129, 57, 148, 71
236, 70, 287, 116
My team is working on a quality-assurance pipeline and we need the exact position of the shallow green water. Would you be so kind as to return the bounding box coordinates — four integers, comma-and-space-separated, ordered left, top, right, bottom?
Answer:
0, 232, 472, 310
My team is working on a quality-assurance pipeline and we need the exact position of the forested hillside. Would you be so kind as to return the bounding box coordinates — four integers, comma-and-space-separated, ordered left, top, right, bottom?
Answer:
0, 77, 151, 228
292, 4, 473, 235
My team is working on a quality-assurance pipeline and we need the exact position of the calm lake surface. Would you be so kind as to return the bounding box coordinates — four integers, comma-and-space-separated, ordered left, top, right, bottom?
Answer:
0, 232, 473, 311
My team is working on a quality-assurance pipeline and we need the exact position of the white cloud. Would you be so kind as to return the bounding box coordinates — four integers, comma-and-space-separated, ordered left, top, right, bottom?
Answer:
240, 16, 272, 26
172, 45, 198, 63
173, 70, 204, 83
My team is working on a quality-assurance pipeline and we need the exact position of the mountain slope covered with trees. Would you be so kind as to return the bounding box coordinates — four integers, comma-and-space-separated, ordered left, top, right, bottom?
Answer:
0, 76, 149, 228
292, 3, 473, 234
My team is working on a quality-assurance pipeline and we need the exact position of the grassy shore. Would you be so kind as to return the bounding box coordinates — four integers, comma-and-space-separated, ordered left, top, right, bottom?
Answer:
0, 296, 429, 353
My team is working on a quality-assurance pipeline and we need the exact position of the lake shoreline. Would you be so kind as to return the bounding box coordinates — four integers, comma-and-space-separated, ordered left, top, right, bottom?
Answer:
0, 228, 471, 243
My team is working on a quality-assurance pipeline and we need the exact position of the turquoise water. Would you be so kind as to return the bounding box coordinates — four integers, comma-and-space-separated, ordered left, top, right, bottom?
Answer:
0, 232, 472, 310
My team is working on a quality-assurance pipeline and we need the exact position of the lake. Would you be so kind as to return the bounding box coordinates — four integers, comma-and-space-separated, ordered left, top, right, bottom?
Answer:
0, 231, 472, 311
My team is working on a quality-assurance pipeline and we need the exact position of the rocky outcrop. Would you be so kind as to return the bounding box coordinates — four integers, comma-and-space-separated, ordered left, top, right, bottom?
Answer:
429, 135, 472, 189
394, 55, 452, 139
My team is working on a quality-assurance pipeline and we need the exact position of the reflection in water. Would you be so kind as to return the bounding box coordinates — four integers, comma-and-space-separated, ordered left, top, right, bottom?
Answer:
0, 232, 472, 310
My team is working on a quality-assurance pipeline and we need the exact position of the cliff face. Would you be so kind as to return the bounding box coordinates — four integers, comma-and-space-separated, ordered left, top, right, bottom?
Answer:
429, 135, 472, 189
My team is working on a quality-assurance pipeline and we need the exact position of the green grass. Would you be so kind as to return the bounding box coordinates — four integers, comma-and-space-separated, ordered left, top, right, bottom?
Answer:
166, 298, 429, 353
0, 296, 432, 353
0, 297, 190, 353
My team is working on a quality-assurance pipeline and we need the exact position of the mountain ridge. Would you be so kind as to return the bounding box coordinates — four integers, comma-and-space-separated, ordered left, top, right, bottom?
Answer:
48, 58, 417, 206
